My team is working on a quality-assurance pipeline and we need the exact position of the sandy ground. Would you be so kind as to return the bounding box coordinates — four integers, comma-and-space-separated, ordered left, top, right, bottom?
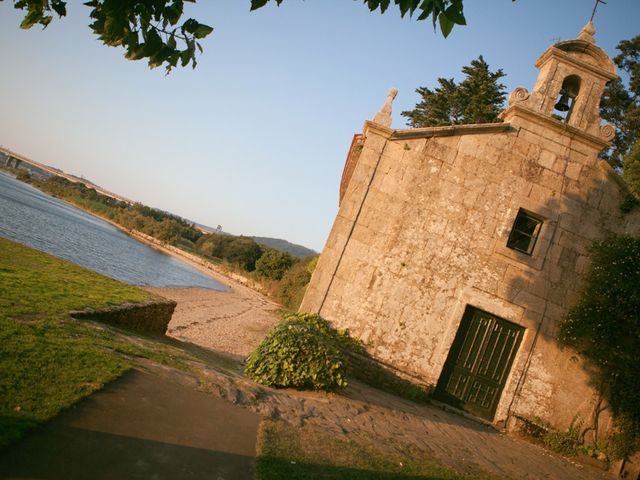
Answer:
145, 279, 281, 358
146, 285, 280, 358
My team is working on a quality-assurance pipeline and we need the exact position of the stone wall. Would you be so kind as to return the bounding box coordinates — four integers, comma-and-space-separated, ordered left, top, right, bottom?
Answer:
301, 118, 640, 432
70, 299, 177, 335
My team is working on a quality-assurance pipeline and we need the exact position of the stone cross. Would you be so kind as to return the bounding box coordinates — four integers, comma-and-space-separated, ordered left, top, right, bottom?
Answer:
372, 87, 398, 128
590, 0, 606, 22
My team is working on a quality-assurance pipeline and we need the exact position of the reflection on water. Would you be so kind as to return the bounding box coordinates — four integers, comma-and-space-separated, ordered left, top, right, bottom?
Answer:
0, 171, 227, 291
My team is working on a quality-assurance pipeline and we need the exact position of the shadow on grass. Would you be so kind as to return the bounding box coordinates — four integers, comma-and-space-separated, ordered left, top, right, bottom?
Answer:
0, 416, 38, 450
0, 424, 256, 480
257, 457, 463, 480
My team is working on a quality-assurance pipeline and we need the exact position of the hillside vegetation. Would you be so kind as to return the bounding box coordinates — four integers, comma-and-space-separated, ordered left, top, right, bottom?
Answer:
251, 236, 317, 258
21, 175, 317, 310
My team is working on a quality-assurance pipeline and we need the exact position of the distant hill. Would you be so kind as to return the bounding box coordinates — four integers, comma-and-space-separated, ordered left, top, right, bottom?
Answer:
251, 237, 317, 258
192, 221, 316, 258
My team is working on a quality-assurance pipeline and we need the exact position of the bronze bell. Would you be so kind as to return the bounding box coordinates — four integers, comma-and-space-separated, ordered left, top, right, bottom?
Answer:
554, 91, 572, 112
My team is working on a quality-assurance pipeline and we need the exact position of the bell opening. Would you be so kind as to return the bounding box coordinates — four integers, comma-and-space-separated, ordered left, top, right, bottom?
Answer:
553, 75, 581, 122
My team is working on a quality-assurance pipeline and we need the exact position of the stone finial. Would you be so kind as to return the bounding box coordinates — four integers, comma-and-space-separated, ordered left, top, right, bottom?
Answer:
372, 87, 398, 127
508, 87, 530, 106
578, 20, 596, 43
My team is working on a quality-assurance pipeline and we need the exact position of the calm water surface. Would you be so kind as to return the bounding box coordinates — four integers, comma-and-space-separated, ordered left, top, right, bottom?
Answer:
0, 171, 227, 291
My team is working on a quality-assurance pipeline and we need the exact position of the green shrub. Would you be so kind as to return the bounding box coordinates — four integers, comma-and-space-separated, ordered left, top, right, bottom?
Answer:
623, 140, 640, 197
306, 256, 319, 274
542, 417, 583, 456
274, 257, 316, 310
255, 249, 293, 280
245, 312, 429, 402
620, 193, 639, 213
605, 415, 640, 460
244, 313, 347, 391
196, 234, 263, 271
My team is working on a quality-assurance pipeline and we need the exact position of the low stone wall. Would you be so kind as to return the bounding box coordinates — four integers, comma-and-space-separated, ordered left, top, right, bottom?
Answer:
70, 299, 177, 335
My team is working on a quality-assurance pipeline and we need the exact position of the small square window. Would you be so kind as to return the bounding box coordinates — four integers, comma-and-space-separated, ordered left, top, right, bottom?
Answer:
507, 209, 543, 255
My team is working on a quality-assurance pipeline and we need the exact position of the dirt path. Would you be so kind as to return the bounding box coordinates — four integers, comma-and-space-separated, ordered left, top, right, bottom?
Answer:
145, 285, 281, 358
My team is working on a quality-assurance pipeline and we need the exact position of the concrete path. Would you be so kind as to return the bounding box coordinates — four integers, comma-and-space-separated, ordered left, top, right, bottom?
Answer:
0, 369, 260, 480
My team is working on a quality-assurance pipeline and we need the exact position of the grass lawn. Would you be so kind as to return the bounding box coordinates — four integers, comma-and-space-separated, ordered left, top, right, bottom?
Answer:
256, 419, 502, 480
0, 237, 178, 447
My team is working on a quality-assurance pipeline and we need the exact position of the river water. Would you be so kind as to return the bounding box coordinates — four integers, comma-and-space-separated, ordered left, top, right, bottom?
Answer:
0, 171, 227, 291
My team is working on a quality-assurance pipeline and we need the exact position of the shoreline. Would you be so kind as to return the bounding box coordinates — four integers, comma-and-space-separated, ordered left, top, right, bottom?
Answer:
52, 196, 284, 357
2, 166, 270, 297
3, 170, 283, 356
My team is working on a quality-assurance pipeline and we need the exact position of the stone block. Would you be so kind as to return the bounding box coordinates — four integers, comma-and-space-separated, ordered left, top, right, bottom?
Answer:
71, 299, 177, 335
384, 139, 409, 159
574, 255, 591, 274
513, 290, 548, 315
517, 128, 567, 155
529, 184, 555, 203
565, 162, 582, 181
551, 156, 567, 174
429, 140, 459, 165
558, 213, 578, 232
363, 133, 388, 154
534, 169, 564, 193
538, 149, 556, 169
463, 189, 479, 208
358, 147, 383, 168
463, 175, 486, 191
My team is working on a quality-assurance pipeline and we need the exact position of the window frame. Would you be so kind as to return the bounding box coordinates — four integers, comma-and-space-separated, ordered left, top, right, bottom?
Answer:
506, 209, 544, 256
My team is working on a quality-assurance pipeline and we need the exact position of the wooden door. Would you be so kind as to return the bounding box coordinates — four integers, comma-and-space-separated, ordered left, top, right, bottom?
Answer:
435, 306, 524, 421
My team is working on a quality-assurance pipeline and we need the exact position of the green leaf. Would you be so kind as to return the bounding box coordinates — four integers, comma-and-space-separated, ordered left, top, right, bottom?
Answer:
180, 49, 192, 67
398, 0, 414, 17
443, 4, 466, 25
417, 0, 434, 21
51, 1, 67, 17
167, 34, 177, 50
181, 18, 198, 34
164, 3, 183, 26
438, 13, 454, 38
193, 23, 213, 39
250, 0, 270, 11
20, 11, 41, 29
124, 44, 146, 61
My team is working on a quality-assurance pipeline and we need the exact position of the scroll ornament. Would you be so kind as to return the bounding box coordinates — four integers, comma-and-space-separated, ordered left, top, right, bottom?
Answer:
600, 123, 615, 141
508, 87, 530, 106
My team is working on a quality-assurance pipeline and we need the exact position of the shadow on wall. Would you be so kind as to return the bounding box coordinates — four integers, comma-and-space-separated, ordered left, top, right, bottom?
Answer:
501, 156, 639, 444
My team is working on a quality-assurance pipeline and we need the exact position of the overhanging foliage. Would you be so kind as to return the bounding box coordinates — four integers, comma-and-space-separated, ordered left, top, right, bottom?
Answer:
5, 0, 467, 72
559, 235, 640, 456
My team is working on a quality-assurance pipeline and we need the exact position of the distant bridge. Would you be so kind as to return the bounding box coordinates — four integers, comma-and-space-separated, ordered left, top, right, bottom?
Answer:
0, 146, 135, 205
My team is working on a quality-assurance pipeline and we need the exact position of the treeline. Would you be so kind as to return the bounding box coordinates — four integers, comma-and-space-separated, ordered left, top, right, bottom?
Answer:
25, 175, 316, 310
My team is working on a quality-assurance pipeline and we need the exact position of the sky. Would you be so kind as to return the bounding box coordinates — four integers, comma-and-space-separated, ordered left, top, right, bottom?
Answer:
1, 1, 638, 252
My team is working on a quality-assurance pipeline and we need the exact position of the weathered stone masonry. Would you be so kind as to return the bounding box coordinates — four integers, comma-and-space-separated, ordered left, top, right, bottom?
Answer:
301, 22, 640, 434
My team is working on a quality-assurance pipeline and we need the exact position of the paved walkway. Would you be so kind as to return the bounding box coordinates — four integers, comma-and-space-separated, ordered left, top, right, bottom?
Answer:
0, 368, 260, 480
0, 350, 618, 480
204, 367, 616, 480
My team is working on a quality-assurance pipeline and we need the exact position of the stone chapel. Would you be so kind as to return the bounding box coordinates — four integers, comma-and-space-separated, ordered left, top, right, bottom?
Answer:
300, 22, 640, 433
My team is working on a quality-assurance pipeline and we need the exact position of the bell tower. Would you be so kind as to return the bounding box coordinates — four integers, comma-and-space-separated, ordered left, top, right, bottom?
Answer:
502, 21, 618, 144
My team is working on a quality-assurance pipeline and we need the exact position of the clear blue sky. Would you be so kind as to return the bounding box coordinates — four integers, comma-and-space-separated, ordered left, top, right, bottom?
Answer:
1, 1, 638, 251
